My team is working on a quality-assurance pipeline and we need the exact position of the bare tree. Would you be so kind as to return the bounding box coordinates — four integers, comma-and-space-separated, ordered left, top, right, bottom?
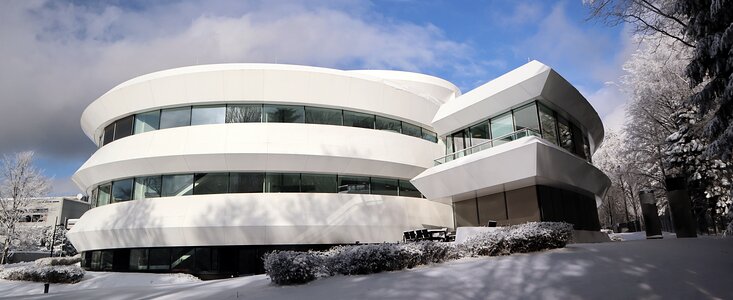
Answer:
0, 151, 50, 264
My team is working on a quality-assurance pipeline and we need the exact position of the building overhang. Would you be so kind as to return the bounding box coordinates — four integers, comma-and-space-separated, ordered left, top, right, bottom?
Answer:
410, 137, 611, 203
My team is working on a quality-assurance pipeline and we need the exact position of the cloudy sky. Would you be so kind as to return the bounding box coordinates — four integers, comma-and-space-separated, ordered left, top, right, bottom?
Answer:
0, 0, 631, 195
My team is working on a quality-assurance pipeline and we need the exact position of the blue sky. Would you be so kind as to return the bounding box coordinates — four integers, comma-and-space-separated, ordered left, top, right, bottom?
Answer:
0, 0, 631, 195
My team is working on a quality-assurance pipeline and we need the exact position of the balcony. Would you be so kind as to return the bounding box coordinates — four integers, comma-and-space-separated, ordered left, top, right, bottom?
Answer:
434, 128, 541, 165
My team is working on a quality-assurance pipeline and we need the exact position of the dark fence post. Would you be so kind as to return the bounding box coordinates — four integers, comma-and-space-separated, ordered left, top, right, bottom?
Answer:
639, 190, 662, 239
665, 176, 698, 238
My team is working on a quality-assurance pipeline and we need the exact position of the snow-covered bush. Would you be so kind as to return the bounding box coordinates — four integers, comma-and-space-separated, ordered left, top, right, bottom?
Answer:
414, 241, 461, 264
504, 222, 573, 253
263, 251, 324, 285
34, 255, 81, 266
0, 265, 85, 283
462, 228, 510, 257
324, 243, 417, 275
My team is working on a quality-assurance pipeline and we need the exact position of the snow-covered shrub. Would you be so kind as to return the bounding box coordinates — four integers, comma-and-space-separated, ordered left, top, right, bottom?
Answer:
0, 265, 85, 283
414, 241, 461, 263
34, 255, 81, 266
504, 222, 573, 253
463, 228, 510, 257
263, 251, 323, 285
324, 243, 417, 275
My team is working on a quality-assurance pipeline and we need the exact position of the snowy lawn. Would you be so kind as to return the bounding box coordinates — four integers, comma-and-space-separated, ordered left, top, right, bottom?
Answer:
1, 237, 731, 300
610, 231, 677, 241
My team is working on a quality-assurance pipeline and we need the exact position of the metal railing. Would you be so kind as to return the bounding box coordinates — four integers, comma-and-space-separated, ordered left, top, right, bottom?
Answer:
434, 128, 541, 165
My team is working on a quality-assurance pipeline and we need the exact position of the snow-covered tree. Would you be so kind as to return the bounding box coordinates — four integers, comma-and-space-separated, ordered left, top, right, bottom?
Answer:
0, 152, 50, 264
593, 131, 643, 230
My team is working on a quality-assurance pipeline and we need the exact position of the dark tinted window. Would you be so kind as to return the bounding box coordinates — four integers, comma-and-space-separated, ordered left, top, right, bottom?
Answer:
170, 248, 194, 273
160, 107, 192, 129
538, 103, 558, 145
111, 178, 133, 202
557, 116, 574, 153
229, 173, 264, 193
226, 104, 262, 123
375, 116, 401, 133
343, 111, 374, 129
301, 174, 337, 193
134, 110, 160, 134
264, 105, 305, 123
98, 183, 111, 206
193, 173, 229, 195
134, 176, 162, 200
114, 115, 134, 140
103, 123, 115, 146
338, 176, 370, 194
421, 129, 438, 143
162, 174, 194, 197
371, 178, 398, 196
264, 173, 301, 192
469, 123, 490, 146
402, 122, 421, 138
129, 249, 148, 271
148, 248, 170, 270
398, 180, 421, 198
305, 107, 342, 125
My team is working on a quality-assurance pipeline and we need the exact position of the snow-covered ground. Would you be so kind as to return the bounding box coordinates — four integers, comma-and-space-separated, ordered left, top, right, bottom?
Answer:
1, 237, 731, 300
610, 231, 677, 241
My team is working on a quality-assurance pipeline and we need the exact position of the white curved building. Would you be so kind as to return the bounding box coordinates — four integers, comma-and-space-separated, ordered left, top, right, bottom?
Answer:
68, 61, 610, 277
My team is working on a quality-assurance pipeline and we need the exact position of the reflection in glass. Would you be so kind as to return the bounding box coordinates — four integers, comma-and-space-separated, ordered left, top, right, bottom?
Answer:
193, 173, 229, 195
375, 116, 401, 133
264, 173, 301, 192
557, 116, 574, 153
160, 107, 192, 129
402, 122, 422, 138
398, 180, 421, 198
338, 176, 370, 194
148, 248, 170, 270
513, 103, 540, 134
469, 122, 490, 146
134, 176, 162, 200
229, 173, 264, 193
490, 112, 514, 145
301, 174, 337, 193
538, 103, 558, 145
134, 110, 160, 134
111, 178, 133, 202
451, 131, 467, 155
191, 105, 225, 125
129, 249, 148, 271
103, 123, 115, 146
264, 105, 305, 123
370, 178, 398, 196
97, 183, 111, 206
343, 111, 374, 129
226, 105, 262, 123
114, 116, 135, 140
162, 174, 194, 197
305, 107, 342, 125
421, 129, 438, 143
170, 248, 194, 273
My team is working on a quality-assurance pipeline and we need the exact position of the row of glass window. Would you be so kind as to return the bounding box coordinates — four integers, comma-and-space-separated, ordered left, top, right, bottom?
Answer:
444, 100, 591, 162
90, 172, 423, 207
101, 104, 438, 146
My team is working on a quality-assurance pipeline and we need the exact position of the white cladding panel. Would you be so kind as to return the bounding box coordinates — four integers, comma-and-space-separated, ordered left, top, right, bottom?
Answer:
67, 193, 454, 251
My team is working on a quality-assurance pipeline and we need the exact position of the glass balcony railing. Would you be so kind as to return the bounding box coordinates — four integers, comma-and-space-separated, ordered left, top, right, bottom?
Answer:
434, 128, 542, 165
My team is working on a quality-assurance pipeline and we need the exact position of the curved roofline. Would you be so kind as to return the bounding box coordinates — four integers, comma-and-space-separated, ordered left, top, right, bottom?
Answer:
347, 70, 461, 96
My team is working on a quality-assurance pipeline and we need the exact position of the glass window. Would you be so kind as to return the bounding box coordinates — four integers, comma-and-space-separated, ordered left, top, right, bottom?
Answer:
229, 173, 264, 193
134, 110, 160, 134
375, 116, 401, 133
338, 175, 370, 194
402, 122, 422, 138
370, 178, 398, 196
195, 248, 217, 273
305, 107, 342, 125
98, 183, 111, 206
129, 249, 148, 271
343, 111, 374, 129
264, 173, 301, 193
111, 178, 133, 202
263, 105, 305, 123
445, 136, 454, 154
421, 129, 438, 143
583, 135, 592, 163
101, 250, 113, 271
134, 176, 162, 200
301, 174, 337, 193
162, 174, 194, 197
469, 122, 490, 146
538, 103, 558, 145
191, 105, 225, 125
513, 103, 540, 136
226, 104, 262, 123
557, 115, 574, 153
114, 115, 134, 141
193, 173, 229, 195
90, 187, 98, 208
398, 180, 421, 198
148, 248, 170, 270
571, 123, 586, 158
102, 123, 115, 146
160, 107, 192, 129
170, 247, 195, 273
90, 251, 101, 270
490, 112, 514, 145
